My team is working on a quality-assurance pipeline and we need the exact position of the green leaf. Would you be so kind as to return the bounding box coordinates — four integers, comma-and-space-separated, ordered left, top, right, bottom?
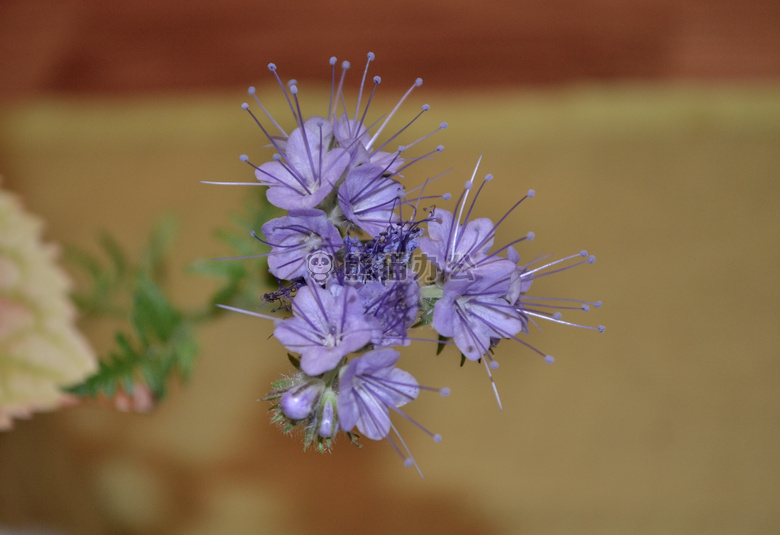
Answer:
436, 334, 448, 356
139, 215, 177, 278
287, 353, 301, 369
132, 277, 180, 344
65, 189, 281, 408
98, 231, 128, 281
65, 332, 140, 398
412, 297, 437, 328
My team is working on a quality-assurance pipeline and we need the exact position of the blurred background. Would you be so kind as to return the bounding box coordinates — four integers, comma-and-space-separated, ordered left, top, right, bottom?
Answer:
1, 0, 779, 534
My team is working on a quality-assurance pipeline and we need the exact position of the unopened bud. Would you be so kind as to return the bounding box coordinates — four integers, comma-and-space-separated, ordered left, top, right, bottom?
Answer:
280, 380, 325, 421
318, 392, 337, 437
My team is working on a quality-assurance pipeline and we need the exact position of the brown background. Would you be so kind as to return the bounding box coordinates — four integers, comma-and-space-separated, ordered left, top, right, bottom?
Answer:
1, 0, 780, 98
1, 1, 779, 534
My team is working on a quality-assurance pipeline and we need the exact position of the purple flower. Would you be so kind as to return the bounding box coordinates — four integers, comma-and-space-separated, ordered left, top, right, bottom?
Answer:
419, 208, 495, 280
356, 275, 420, 347
337, 348, 420, 440
274, 284, 381, 376
255, 117, 350, 210
433, 259, 525, 362
338, 164, 403, 237
419, 165, 536, 285
260, 209, 343, 281
333, 116, 404, 174
337, 348, 448, 473
213, 54, 606, 468
424, 167, 603, 384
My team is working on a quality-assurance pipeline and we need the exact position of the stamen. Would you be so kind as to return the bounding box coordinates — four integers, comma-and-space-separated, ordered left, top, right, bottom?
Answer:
201, 180, 263, 186
255, 155, 312, 195
387, 427, 423, 478
453, 173, 493, 256
351, 52, 375, 138
248, 86, 287, 137
482, 357, 503, 411
241, 103, 288, 156
524, 310, 606, 333
456, 186, 535, 270
372, 107, 445, 157
216, 304, 278, 322
450, 155, 482, 260
335, 60, 351, 123
524, 251, 594, 278
367, 77, 424, 150
403, 169, 451, 201
392, 144, 445, 176
267, 62, 299, 128
357, 76, 382, 133
289, 83, 306, 130
328, 56, 337, 120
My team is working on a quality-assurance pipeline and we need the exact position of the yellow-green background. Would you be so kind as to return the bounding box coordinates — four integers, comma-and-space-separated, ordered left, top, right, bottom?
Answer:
1, 84, 779, 534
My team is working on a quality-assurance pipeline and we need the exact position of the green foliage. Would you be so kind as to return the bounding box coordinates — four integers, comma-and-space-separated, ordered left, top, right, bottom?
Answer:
436, 334, 447, 356
65, 190, 278, 406
65, 219, 197, 401
188, 189, 278, 312
412, 297, 436, 328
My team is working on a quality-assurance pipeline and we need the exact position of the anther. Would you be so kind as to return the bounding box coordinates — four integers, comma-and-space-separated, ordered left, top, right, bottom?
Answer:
267, 63, 276, 71
484, 174, 493, 182
527, 189, 535, 198
367, 51, 375, 61
415, 77, 423, 87
598, 325, 606, 333
526, 231, 535, 240
329, 56, 337, 66
581, 304, 590, 312
544, 355, 555, 364
241, 102, 249, 110
553, 312, 563, 320
588, 255, 596, 264
248, 86, 256, 95
442, 193, 452, 200
374, 75, 381, 84
594, 301, 602, 308
440, 387, 451, 397
422, 104, 430, 112
580, 250, 588, 257
433, 434, 442, 443
239, 155, 260, 171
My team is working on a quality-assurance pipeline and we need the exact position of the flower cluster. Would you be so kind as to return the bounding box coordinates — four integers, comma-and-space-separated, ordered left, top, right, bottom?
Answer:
207, 54, 602, 472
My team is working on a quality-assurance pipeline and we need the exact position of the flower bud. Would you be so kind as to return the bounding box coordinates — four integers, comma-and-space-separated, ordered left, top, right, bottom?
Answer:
318, 390, 338, 437
280, 380, 325, 421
